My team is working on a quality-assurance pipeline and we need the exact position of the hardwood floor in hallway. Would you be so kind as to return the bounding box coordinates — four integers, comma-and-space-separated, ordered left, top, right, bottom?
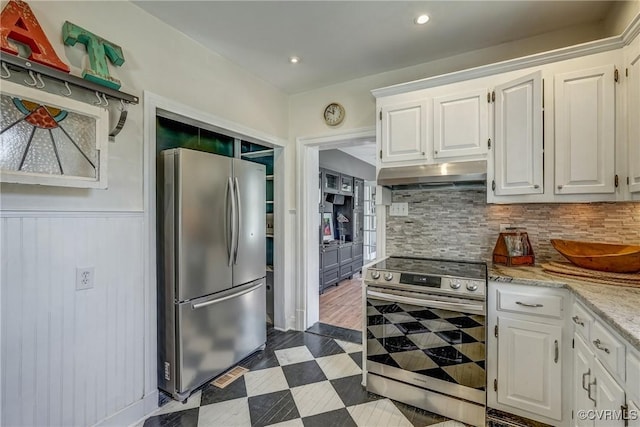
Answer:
319, 276, 363, 331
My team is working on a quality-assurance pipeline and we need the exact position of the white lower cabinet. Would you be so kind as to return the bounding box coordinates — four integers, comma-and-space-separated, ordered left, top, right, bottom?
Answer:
497, 316, 562, 419
488, 282, 568, 425
573, 333, 626, 427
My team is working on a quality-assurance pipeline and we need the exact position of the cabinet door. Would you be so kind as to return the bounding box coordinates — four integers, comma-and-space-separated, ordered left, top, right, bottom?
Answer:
322, 246, 339, 270
433, 88, 489, 159
352, 211, 363, 242
574, 334, 595, 427
340, 174, 353, 195
323, 169, 340, 194
628, 50, 640, 193
380, 100, 428, 163
592, 358, 626, 427
554, 65, 615, 194
497, 316, 562, 420
339, 244, 353, 265
494, 72, 543, 196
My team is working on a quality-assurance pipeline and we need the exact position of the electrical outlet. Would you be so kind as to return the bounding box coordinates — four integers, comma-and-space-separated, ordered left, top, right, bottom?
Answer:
76, 267, 94, 290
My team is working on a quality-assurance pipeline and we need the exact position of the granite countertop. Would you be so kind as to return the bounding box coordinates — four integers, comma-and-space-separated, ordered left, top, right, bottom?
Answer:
490, 265, 640, 352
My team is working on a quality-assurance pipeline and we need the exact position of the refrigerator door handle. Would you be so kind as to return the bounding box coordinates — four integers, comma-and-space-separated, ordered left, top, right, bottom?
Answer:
228, 176, 236, 267
234, 176, 242, 265
191, 282, 262, 309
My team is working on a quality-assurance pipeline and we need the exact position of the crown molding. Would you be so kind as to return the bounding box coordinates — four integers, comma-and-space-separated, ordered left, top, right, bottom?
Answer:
372, 13, 640, 99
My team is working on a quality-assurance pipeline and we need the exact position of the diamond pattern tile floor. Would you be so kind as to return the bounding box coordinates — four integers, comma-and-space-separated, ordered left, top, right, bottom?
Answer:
141, 326, 466, 427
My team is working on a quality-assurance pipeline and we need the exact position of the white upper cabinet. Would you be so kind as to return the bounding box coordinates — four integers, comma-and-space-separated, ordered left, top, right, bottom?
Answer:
554, 65, 616, 195
493, 72, 544, 196
628, 46, 640, 193
433, 88, 489, 159
380, 100, 428, 163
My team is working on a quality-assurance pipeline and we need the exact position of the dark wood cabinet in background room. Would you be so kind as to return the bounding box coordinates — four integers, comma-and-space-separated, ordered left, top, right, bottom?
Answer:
318, 168, 366, 294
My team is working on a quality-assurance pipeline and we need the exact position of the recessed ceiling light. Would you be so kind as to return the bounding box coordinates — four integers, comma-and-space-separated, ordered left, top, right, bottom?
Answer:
415, 14, 430, 25
289, 56, 300, 64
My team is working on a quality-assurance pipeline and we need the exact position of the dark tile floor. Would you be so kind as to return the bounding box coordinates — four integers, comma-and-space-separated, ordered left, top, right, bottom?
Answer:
139, 326, 464, 427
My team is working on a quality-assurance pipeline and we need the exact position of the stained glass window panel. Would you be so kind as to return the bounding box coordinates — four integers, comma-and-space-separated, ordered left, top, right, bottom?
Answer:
0, 81, 107, 188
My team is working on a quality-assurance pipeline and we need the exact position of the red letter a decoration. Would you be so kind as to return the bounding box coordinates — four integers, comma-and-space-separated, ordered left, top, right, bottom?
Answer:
1, 0, 70, 72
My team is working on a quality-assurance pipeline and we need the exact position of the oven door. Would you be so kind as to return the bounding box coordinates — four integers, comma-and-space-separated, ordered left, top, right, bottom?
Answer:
365, 287, 486, 404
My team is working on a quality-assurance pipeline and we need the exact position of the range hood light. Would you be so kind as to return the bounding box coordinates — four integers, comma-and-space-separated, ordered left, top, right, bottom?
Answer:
377, 160, 487, 189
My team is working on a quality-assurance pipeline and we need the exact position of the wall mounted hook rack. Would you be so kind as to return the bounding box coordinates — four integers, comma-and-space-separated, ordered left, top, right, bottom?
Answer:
0, 52, 138, 140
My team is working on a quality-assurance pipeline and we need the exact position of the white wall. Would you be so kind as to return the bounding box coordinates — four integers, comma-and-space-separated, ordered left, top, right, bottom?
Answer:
0, 1, 290, 426
0, 0, 289, 212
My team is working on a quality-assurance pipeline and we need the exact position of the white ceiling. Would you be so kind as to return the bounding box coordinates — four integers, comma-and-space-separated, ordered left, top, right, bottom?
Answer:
338, 145, 377, 167
134, 1, 621, 94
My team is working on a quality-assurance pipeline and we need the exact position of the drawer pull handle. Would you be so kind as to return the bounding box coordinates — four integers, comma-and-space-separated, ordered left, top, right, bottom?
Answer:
587, 379, 597, 405
582, 369, 590, 391
593, 339, 611, 354
515, 301, 543, 308
572, 315, 585, 326
554, 340, 559, 363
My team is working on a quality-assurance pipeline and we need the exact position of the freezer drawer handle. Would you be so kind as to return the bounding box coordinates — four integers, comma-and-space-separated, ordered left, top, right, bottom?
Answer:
366, 289, 484, 314
191, 282, 263, 310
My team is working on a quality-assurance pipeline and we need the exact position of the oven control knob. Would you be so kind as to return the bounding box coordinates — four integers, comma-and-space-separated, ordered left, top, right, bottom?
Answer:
371, 271, 380, 280
450, 280, 461, 290
384, 273, 393, 282
466, 282, 479, 292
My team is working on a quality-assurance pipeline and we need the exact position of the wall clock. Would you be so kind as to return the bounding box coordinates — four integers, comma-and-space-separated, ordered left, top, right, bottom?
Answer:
323, 102, 345, 126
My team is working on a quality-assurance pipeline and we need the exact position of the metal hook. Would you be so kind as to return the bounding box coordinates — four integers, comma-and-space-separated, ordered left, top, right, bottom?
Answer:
101, 94, 109, 107
94, 91, 104, 106
0, 63, 10, 79
35, 73, 45, 89
119, 99, 126, 111
24, 70, 38, 86
61, 82, 72, 97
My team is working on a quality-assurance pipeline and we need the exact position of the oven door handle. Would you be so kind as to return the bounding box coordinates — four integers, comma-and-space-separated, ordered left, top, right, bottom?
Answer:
366, 289, 484, 314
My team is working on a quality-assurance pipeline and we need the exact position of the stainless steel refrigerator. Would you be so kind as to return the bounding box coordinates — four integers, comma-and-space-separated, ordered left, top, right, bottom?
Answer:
158, 148, 266, 401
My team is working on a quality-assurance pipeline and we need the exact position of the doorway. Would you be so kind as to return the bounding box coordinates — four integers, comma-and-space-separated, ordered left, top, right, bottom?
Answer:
296, 127, 377, 337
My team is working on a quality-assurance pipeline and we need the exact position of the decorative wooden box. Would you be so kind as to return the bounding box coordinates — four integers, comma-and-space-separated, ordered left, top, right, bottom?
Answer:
492, 232, 535, 266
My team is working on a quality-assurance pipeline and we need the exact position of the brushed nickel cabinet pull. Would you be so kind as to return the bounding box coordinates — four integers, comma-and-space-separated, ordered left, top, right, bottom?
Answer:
593, 339, 611, 354
516, 301, 543, 308
582, 369, 590, 391
572, 315, 584, 327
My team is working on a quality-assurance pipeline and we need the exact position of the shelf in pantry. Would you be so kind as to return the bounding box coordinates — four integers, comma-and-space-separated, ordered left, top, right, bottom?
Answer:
242, 149, 274, 159
266, 233, 274, 238
266, 201, 274, 204
266, 175, 274, 180
266, 265, 274, 272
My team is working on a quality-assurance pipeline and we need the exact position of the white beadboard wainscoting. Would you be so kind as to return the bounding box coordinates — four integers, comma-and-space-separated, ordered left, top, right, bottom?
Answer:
1, 212, 146, 427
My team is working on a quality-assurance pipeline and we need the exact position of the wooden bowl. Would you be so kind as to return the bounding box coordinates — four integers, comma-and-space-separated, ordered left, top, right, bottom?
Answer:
550, 239, 640, 273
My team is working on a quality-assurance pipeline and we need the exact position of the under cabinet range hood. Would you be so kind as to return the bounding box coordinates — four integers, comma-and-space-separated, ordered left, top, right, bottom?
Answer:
377, 160, 487, 189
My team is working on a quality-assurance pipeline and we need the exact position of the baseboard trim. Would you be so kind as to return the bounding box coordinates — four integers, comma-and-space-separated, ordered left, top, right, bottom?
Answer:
94, 391, 158, 427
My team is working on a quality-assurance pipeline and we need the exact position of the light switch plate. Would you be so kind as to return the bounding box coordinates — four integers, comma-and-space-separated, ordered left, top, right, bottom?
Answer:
389, 202, 409, 216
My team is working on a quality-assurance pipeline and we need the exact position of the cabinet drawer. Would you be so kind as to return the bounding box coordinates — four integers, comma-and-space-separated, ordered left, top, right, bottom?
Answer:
571, 302, 593, 340
497, 289, 563, 318
340, 263, 354, 281
323, 268, 340, 288
591, 321, 626, 380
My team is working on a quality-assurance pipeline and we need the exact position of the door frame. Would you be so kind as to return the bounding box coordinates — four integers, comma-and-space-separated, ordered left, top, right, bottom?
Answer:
295, 126, 376, 331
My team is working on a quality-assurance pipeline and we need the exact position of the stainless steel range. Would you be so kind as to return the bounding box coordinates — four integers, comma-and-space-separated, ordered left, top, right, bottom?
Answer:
364, 256, 487, 427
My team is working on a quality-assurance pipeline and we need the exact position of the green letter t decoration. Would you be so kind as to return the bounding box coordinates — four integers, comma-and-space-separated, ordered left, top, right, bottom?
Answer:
62, 21, 125, 90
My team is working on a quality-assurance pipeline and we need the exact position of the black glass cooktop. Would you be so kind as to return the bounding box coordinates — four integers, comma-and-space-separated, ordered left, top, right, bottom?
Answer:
371, 256, 487, 280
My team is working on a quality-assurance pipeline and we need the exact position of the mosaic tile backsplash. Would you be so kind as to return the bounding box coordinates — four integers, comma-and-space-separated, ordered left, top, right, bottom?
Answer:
385, 189, 640, 263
